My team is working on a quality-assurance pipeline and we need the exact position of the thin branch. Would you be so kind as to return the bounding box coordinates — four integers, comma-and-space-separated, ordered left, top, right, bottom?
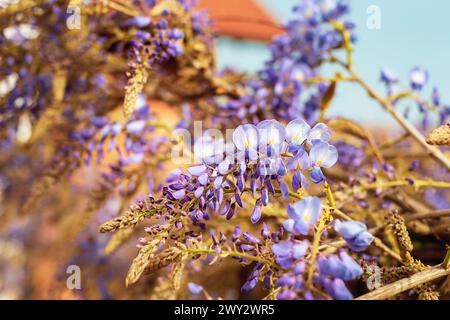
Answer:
379, 132, 410, 150
373, 237, 403, 263
388, 91, 439, 115
306, 214, 328, 288
405, 209, 450, 222
362, 180, 450, 190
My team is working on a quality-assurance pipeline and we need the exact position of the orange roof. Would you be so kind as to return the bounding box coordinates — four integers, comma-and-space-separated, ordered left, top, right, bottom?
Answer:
196, 0, 283, 42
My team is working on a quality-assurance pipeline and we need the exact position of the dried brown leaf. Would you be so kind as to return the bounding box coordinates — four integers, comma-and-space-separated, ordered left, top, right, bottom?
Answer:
319, 81, 337, 120
327, 117, 368, 140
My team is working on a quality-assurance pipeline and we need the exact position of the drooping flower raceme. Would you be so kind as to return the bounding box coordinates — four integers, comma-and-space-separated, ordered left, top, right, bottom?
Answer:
309, 141, 338, 168
210, 0, 355, 127
257, 119, 286, 157
159, 119, 341, 238
314, 250, 364, 300
101, 117, 373, 301
318, 250, 363, 281
409, 67, 428, 91
187, 282, 204, 295
322, 278, 353, 300
156, 118, 338, 236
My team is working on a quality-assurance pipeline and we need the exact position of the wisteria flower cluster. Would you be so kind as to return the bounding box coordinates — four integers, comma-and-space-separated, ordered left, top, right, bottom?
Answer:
99, 119, 377, 299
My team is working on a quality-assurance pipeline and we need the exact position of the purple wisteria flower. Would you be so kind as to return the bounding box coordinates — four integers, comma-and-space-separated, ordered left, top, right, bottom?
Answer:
193, 135, 225, 165
286, 119, 311, 151
233, 124, 259, 161
323, 278, 353, 300
380, 67, 398, 86
284, 144, 312, 191
284, 196, 322, 235
273, 59, 312, 100
275, 264, 305, 291
257, 119, 286, 156
277, 290, 298, 300
287, 149, 311, 188
286, 119, 331, 149
334, 220, 374, 252
308, 123, 332, 145
187, 282, 204, 295
309, 141, 338, 168
309, 141, 338, 183
227, 119, 336, 180
206, 0, 355, 127
69, 101, 162, 168
380, 66, 398, 96
272, 239, 309, 269
251, 203, 262, 224
135, 118, 343, 298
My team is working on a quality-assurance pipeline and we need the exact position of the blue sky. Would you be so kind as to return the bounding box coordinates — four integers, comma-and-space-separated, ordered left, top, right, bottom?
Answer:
216, 0, 450, 124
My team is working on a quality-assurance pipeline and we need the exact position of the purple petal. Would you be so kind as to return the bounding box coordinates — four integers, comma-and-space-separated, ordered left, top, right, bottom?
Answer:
188, 165, 207, 176
251, 204, 262, 224
126, 120, 146, 135
172, 189, 186, 200
286, 119, 310, 145
187, 282, 203, 295
194, 186, 204, 198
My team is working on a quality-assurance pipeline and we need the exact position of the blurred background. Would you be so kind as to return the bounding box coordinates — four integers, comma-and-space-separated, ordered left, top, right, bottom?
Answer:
210, 0, 450, 124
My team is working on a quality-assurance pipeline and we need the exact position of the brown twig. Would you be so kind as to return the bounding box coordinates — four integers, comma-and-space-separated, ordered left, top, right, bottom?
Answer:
405, 209, 450, 222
